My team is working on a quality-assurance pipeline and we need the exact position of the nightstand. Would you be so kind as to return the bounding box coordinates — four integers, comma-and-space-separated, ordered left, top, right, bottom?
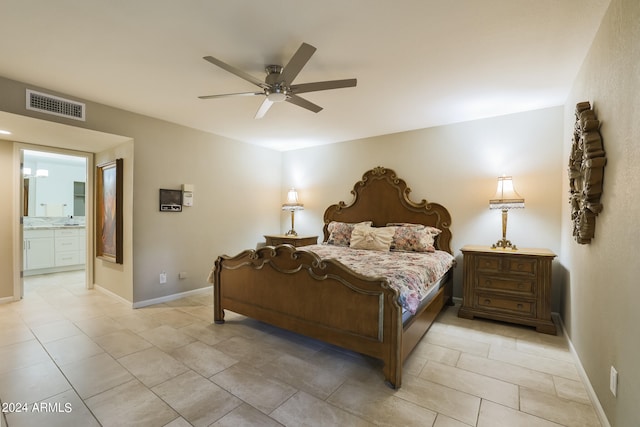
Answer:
264, 235, 318, 247
458, 245, 557, 334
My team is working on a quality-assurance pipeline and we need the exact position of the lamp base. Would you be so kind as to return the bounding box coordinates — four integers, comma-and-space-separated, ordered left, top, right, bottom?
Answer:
491, 238, 518, 250
285, 229, 298, 237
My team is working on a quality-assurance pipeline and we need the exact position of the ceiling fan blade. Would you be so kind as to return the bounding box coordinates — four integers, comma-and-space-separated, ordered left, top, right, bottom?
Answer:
290, 78, 357, 94
285, 94, 322, 113
203, 56, 266, 88
255, 98, 274, 119
198, 92, 263, 100
281, 43, 316, 84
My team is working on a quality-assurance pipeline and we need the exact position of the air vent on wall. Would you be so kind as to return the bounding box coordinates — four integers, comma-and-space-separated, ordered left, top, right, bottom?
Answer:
26, 89, 85, 121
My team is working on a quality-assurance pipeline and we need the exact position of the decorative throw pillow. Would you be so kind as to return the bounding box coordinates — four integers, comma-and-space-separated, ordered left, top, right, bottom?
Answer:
390, 225, 441, 252
326, 221, 372, 246
350, 226, 395, 251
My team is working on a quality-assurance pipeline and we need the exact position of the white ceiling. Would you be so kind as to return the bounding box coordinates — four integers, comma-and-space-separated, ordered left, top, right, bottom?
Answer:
0, 0, 610, 151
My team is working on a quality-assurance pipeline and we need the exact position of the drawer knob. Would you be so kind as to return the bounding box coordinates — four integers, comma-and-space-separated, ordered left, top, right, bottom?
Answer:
485, 280, 492, 286
484, 299, 491, 305
517, 303, 523, 310
517, 283, 525, 289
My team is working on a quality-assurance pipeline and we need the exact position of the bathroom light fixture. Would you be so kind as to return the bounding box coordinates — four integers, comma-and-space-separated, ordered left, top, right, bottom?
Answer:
489, 176, 524, 250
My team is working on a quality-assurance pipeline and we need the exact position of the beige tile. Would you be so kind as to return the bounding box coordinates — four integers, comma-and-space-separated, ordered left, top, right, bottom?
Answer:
0, 360, 71, 404
0, 339, 51, 374
59, 352, 134, 399
118, 347, 189, 387
211, 363, 297, 414
393, 374, 480, 425
86, 379, 177, 427
489, 345, 580, 381
74, 315, 124, 337
520, 387, 601, 427
4, 389, 100, 427
163, 417, 193, 427
152, 370, 242, 426
433, 414, 474, 427
148, 308, 200, 328
108, 312, 162, 333
328, 379, 438, 426
138, 324, 196, 351
515, 339, 574, 363
0, 325, 34, 347
553, 376, 591, 405
170, 341, 238, 378
308, 345, 378, 384
412, 341, 462, 366
18, 307, 66, 327
175, 305, 214, 322
419, 360, 519, 408
210, 403, 282, 426
93, 329, 153, 358
261, 353, 346, 399
478, 400, 563, 427
213, 335, 283, 367
43, 334, 104, 366
271, 391, 373, 427
179, 321, 234, 346
30, 319, 83, 343
424, 329, 491, 357
457, 352, 556, 394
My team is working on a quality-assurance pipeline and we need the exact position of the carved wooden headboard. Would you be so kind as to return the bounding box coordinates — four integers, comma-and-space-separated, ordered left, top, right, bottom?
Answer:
322, 167, 453, 254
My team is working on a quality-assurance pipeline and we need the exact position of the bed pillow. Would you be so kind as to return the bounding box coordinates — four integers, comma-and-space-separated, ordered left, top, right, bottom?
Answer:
326, 221, 373, 246
350, 225, 395, 251
389, 225, 441, 252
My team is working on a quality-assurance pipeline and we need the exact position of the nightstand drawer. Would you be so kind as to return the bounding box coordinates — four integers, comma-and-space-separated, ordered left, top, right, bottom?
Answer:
505, 258, 537, 275
475, 294, 535, 317
264, 235, 318, 247
475, 256, 501, 272
476, 274, 535, 295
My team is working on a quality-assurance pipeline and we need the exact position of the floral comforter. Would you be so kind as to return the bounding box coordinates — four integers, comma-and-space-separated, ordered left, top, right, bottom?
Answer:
299, 244, 455, 314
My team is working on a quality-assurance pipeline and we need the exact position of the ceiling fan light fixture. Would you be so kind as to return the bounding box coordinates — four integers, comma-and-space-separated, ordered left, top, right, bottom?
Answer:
267, 90, 287, 103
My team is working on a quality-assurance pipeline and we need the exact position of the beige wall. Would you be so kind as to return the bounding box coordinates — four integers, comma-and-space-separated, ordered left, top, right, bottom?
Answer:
562, 0, 639, 425
0, 76, 282, 305
282, 106, 565, 303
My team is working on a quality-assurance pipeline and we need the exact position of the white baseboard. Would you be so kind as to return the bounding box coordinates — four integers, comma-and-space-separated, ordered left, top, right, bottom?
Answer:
554, 313, 611, 427
0, 295, 15, 305
132, 286, 212, 309
94, 284, 133, 307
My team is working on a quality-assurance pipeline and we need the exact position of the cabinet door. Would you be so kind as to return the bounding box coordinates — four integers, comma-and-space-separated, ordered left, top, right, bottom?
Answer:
26, 238, 55, 270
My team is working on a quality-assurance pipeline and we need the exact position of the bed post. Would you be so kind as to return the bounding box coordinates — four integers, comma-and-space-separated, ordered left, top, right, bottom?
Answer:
212, 256, 225, 324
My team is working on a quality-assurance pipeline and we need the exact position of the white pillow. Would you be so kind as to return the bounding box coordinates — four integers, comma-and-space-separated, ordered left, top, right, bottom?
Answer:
350, 226, 395, 251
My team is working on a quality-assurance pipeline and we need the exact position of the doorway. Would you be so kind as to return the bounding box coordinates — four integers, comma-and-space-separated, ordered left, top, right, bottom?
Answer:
18, 146, 92, 298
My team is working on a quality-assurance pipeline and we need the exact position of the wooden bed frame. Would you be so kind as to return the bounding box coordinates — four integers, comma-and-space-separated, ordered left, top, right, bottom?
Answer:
211, 166, 453, 388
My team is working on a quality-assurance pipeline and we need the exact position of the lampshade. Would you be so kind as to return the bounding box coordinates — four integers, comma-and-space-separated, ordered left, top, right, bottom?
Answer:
489, 176, 524, 210
282, 188, 304, 211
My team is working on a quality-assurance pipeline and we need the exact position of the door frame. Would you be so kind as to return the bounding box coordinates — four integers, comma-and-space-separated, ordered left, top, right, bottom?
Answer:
13, 143, 94, 300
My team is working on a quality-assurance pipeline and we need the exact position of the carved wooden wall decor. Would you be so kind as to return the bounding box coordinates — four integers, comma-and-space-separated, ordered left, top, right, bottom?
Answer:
568, 102, 606, 244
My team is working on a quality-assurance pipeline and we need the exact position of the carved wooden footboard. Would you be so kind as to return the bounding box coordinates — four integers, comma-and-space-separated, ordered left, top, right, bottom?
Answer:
212, 244, 451, 388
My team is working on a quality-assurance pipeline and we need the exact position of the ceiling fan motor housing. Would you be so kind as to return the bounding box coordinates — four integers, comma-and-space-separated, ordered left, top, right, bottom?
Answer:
265, 65, 288, 101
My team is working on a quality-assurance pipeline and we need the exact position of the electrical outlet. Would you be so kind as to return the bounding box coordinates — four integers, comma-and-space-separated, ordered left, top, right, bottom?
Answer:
159, 272, 167, 284
610, 366, 618, 397
179, 271, 188, 279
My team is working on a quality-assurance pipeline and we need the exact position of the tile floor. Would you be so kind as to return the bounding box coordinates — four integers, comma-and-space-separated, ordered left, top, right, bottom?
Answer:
0, 271, 602, 426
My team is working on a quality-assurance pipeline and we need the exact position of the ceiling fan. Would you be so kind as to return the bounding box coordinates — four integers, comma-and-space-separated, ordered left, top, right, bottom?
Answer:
199, 42, 357, 119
